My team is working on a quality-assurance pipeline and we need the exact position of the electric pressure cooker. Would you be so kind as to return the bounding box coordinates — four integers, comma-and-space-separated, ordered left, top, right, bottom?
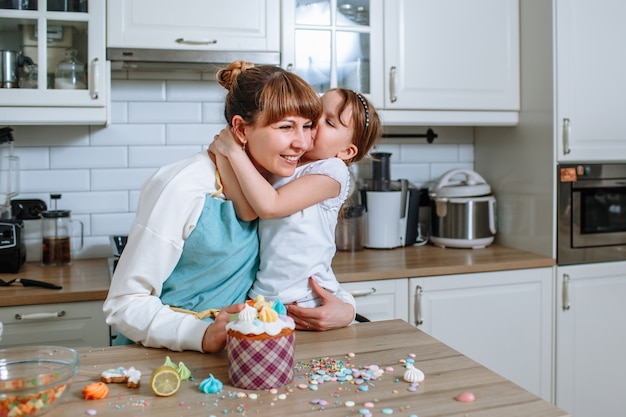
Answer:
429, 169, 496, 249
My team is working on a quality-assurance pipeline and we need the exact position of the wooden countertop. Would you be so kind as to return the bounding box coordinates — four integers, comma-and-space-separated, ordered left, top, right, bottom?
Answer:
0, 259, 111, 307
45, 319, 568, 417
0, 244, 554, 307
333, 243, 555, 282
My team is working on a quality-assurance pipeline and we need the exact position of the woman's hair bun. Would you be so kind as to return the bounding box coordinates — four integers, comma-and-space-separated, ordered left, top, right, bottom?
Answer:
216, 60, 255, 91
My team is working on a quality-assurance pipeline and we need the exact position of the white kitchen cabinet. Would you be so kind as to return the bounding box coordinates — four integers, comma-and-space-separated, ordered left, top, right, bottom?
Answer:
108, 0, 279, 52
409, 268, 553, 402
281, 0, 384, 103
0, 0, 109, 125
0, 300, 110, 349
282, 0, 520, 126
342, 278, 408, 322
381, 0, 520, 126
555, 262, 626, 417
555, 0, 626, 161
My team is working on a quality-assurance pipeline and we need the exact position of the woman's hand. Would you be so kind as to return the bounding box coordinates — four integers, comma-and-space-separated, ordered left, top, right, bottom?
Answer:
287, 277, 355, 331
211, 127, 244, 158
201, 303, 245, 353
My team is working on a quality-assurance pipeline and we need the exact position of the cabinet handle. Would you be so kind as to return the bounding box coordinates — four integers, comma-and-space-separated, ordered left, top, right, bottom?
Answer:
389, 66, 397, 103
286, 63, 293, 72
15, 311, 66, 320
414, 285, 423, 325
562, 274, 570, 311
90, 58, 99, 100
175, 38, 218, 45
349, 287, 377, 297
562, 118, 571, 155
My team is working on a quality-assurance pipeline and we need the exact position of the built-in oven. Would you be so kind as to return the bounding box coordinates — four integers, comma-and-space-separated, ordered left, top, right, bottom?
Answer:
558, 163, 626, 265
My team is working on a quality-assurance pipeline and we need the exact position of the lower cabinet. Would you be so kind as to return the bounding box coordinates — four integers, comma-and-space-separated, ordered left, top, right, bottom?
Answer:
408, 268, 553, 402
555, 262, 626, 417
0, 301, 110, 349
342, 278, 409, 322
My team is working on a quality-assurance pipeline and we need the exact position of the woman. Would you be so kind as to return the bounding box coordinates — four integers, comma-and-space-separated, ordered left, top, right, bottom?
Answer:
103, 61, 353, 353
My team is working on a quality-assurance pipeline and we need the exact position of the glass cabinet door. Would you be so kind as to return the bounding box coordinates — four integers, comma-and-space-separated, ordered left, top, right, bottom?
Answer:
0, 0, 107, 123
288, 0, 374, 95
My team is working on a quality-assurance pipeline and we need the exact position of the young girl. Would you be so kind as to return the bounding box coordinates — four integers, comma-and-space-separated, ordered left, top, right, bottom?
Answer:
210, 88, 381, 330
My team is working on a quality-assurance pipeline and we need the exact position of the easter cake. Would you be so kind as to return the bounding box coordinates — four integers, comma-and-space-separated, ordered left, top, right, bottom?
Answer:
226, 295, 295, 390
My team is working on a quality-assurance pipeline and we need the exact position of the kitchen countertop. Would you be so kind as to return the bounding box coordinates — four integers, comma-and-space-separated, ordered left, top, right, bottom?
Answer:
0, 244, 554, 307
333, 243, 555, 282
46, 319, 569, 417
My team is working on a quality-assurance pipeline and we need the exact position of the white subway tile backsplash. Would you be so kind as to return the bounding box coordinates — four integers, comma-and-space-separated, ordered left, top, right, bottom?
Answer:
91, 213, 137, 236
166, 80, 225, 102
128, 145, 203, 168
202, 102, 227, 123
12, 147, 50, 169
56, 191, 129, 214
128, 102, 203, 124
109, 101, 128, 124
167, 124, 223, 145
401, 144, 460, 163
90, 124, 166, 146
11, 78, 475, 260
20, 170, 90, 193
91, 168, 155, 191
111, 79, 166, 101
459, 144, 474, 162
50, 147, 128, 169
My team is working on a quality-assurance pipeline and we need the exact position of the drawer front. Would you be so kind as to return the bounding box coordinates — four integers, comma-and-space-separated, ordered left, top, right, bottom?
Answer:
342, 279, 409, 322
0, 301, 110, 348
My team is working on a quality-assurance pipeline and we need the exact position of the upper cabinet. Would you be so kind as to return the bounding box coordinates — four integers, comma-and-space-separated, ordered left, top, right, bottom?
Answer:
282, 0, 520, 126
382, 0, 520, 126
555, 0, 626, 161
281, 0, 384, 104
107, 0, 280, 52
0, 0, 109, 125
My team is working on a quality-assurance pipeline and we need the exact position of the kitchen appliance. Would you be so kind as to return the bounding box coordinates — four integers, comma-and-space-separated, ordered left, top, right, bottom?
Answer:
1, 50, 34, 88
429, 168, 496, 249
557, 163, 626, 265
335, 205, 365, 252
360, 152, 421, 249
0, 127, 23, 273
40, 194, 83, 266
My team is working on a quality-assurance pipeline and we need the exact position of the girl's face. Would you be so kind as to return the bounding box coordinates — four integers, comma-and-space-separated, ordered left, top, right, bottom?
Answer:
244, 115, 314, 178
305, 90, 356, 161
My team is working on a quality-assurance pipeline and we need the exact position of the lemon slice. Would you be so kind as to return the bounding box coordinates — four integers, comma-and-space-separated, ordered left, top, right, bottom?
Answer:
150, 365, 181, 397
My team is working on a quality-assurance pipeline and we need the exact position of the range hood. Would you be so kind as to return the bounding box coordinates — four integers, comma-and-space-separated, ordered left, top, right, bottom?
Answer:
107, 48, 281, 72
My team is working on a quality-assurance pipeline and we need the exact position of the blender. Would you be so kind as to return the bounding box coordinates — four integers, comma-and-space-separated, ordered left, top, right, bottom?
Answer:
359, 152, 421, 249
0, 127, 24, 273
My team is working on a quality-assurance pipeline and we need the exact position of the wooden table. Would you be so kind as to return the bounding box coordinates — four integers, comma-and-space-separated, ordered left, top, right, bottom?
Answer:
47, 320, 568, 417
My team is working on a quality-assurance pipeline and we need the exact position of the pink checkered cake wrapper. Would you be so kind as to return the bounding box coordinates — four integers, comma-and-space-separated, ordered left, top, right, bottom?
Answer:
227, 331, 295, 390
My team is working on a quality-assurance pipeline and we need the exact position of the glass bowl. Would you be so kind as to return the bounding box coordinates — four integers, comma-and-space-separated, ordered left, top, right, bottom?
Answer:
0, 345, 79, 416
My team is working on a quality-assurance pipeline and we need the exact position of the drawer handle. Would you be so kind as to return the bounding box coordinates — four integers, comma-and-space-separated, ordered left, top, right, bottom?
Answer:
175, 38, 217, 45
350, 287, 377, 297
414, 285, 423, 326
15, 311, 66, 320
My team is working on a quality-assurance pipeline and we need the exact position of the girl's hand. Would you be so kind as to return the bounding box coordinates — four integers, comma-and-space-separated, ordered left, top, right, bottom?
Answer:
211, 127, 243, 158
201, 303, 245, 352
286, 277, 355, 331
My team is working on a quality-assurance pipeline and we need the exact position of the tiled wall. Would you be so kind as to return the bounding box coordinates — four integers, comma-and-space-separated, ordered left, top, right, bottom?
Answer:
10, 77, 474, 262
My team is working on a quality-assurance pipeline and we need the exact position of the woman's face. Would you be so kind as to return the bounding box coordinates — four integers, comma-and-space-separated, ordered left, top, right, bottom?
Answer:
245, 115, 315, 178
305, 90, 354, 161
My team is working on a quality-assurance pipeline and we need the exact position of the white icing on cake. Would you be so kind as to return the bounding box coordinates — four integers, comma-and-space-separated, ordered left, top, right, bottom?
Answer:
226, 297, 295, 337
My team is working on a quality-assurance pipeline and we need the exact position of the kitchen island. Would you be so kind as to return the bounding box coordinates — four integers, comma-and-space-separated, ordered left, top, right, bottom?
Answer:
47, 319, 568, 417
